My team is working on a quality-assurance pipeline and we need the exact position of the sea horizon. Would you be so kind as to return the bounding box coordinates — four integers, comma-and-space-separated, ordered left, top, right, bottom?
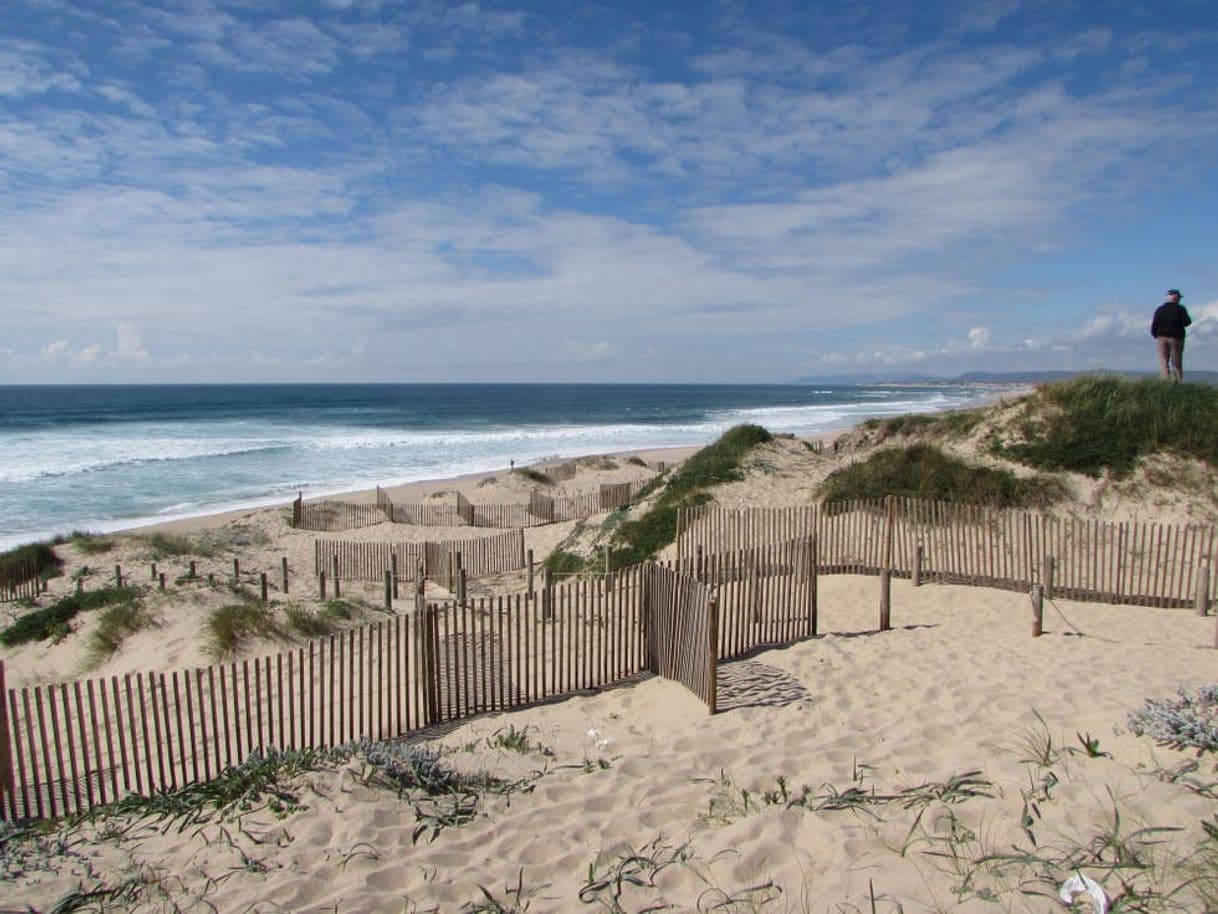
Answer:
0, 382, 998, 550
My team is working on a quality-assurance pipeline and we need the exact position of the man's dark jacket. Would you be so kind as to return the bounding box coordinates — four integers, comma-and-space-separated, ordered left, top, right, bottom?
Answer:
1151, 302, 1192, 339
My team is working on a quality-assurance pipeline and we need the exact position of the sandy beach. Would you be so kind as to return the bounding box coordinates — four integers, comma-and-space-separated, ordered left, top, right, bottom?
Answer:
2, 409, 1216, 913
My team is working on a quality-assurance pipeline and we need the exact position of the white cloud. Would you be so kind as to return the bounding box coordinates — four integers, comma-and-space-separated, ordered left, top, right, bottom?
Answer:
561, 339, 617, 362
968, 327, 991, 348
114, 323, 148, 360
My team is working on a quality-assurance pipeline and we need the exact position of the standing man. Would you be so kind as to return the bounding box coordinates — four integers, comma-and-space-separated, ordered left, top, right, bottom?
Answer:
1151, 289, 1192, 381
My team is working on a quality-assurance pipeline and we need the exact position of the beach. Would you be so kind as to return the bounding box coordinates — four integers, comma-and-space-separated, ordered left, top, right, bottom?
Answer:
2, 401, 1216, 913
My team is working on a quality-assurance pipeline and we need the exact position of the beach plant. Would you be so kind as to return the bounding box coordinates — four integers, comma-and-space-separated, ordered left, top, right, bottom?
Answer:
626, 455, 647, 467
205, 601, 281, 658
0, 586, 140, 647
283, 603, 339, 638
514, 467, 555, 486
67, 531, 116, 555
990, 375, 1218, 477
610, 424, 772, 566
817, 443, 1065, 509
462, 868, 549, 913
0, 540, 63, 586
83, 596, 156, 667
1128, 685, 1218, 754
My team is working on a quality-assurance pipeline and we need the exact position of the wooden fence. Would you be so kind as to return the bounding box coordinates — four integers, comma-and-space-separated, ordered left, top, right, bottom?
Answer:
679, 500, 1217, 608
294, 481, 648, 533
314, 530, 526, 583
4, 552, 808, 821
1, 559, 44, 604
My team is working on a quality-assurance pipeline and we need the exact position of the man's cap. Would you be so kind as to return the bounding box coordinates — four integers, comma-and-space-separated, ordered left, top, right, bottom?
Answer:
1166, 289, 1182, 297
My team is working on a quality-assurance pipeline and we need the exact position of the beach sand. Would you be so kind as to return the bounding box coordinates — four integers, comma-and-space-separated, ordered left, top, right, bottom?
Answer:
2, 424, 1216, 913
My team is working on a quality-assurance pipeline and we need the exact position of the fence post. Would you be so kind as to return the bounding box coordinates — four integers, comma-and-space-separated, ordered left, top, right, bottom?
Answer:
233, 557, 240, 583
1042, 555, 1055, 600
912, 544, 923, 587
675, 507, 683, 573
332, 555, 340, 598
0, 660, 15, 820
77, 578, 84, 594
292, 492, 302, 528
115, 564, 123, 586
159, 573, 166, 592
319, 571, 327, 601
260, 573, 268, 602
543, 568, 552, 621
1196, 563, 1210, 617
458, 568, 467, 606
879, 570, 891, 631
1031, 584, 1044, 637
604, 546, 612, 593
707, 595, 718, 714
526, 550, 534, 598
281, 557, 288, 594
384, 570, 393, 611
883, 495, 895, 571
189, 560, 196, 580
696, 545, 704, 579
150, 562, 157, 581
391, 553, 399, 600
808, 535, 819, 637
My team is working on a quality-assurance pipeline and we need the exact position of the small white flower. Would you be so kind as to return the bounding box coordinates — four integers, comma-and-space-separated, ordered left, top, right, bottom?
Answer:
586, 728, 599, 739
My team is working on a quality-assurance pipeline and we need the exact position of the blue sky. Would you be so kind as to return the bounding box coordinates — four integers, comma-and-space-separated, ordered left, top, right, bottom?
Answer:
2, 0, 1217, 383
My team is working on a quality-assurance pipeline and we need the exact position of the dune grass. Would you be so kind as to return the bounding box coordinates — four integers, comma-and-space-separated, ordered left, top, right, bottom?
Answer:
84, 599, 156, 667
0, 586, 142, 647
205, 601, 281, 658
817, 443, 1065, 509
0, 541, 63, 586
609, 424, 772, 567
992, 375, 1218, 477
513, 467, 555, 486
67, 531, 116, 555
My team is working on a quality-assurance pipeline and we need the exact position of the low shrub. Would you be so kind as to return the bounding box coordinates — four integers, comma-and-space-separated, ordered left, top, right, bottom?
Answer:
513, 468, 555, 486
610, 425, 770, 566
991, 375, 1218, 477
817, 444, 1065, 509
85, 599, 155, 667
0, 541, 63, 586
0, 587, 141, 647
206, 602, 280, 658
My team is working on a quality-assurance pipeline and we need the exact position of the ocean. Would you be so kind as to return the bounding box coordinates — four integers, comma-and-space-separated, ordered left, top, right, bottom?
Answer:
0, 383, 990, 549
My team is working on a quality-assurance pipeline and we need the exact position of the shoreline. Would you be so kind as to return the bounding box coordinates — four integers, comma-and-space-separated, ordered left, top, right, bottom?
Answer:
3, 382, 1020, 549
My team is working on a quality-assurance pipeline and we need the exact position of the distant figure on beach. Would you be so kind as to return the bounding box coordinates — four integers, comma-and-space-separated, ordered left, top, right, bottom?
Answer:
1151, 289, 1191, 381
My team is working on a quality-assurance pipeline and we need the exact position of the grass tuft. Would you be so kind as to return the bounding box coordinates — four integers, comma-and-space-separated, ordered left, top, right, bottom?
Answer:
0, 586, 141, 647
513, 467, 555, 486
284, 603, 339, 638
206, 602, 281, 658
0, 541, 63, 586
84, 597, 155, 667
817, 444, 1065, 509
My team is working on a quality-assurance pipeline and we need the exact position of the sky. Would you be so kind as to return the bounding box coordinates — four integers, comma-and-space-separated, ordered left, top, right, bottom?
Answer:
2, 0, 1217, 384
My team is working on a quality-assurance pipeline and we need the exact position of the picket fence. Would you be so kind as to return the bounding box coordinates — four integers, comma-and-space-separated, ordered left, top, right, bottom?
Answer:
0, 560, 43, 604
294, 481, 647, 533
678, 499, 1216, 608
314, 530, 526, 583
1, 548, 819, 821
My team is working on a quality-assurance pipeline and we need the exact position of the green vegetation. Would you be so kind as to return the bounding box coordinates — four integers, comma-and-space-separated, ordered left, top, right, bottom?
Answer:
320, 598, 366, 621
513, 467, 555, 486
84, 599, 156, 667
0, 541, 63, 586
68, 531, 116, 555
817, 444, 1065, 508
610, 424, 772, 567
863, 408, 986, 439
993, 375, 1218, 477
0, 586, 141, 647
137, 532, 216, 560
543, 548, 591, 576
626, 455, 648, 467
206, 601, 281, 658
